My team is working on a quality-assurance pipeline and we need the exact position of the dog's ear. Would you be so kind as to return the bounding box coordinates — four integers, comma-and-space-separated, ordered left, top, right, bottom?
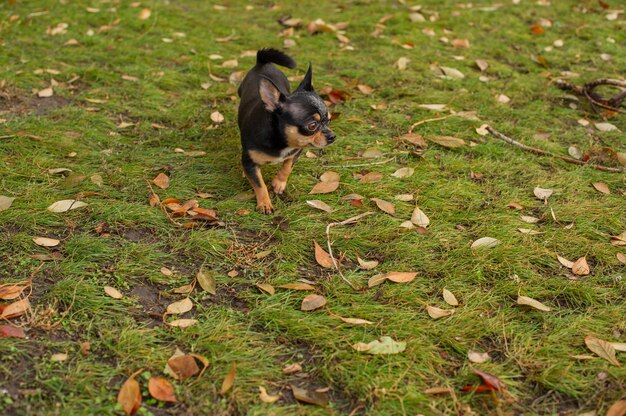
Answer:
259, 78, 284, 111
295, 64, 314, 92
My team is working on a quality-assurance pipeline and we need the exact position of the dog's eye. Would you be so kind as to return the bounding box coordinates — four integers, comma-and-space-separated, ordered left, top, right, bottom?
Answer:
306, 121, 318, 132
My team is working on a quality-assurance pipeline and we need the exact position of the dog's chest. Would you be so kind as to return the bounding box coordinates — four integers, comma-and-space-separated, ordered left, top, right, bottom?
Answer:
249, 148, 298, 165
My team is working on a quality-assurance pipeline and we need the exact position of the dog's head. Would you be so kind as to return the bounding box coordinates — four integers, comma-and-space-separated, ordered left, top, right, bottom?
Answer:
258, 65, 335, 148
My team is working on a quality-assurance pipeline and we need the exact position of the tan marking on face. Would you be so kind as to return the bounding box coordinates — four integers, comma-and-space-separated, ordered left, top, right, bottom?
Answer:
312, 113, 321, 121
249, 149, 281, 165
327, 112, 331, 121
285, 125, 327, 148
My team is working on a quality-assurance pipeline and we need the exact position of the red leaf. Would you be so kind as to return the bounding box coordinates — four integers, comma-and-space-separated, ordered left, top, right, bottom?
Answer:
473, 369, 506, 391
461, 384, 494, 393
0, 324, 26, 338
148, 377, 177, 402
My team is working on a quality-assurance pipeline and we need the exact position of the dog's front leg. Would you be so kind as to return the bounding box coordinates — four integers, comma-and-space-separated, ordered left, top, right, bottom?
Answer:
242, 155, 273, 214
271, 151, 301, 194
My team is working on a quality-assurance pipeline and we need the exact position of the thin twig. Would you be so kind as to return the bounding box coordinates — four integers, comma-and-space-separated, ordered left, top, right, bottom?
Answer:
408, 115, 451, 134
555, 78, 626, 114
325, 212, 375, 290
486, 126, 625, 173
325, 157, 396, 169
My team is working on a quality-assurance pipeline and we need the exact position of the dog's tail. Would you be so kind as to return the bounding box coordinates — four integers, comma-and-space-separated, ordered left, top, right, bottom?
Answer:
256, 48, 296, 69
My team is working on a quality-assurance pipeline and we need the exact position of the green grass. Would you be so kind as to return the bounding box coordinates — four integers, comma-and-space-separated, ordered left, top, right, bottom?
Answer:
1, 0, 625, 415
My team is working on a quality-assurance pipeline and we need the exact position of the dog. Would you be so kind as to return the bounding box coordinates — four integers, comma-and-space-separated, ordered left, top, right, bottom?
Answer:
237, 48, 335, 214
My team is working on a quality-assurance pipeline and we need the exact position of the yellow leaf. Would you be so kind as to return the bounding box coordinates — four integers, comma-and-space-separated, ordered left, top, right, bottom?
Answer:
166, 298, 193, 315
104, 286, 123, 299
517, 296, 551, 311
197, 269, 217, 295
585, 335, 621, 366
259, 386, 280, 403
220, 362, 236, 394
442, 288, 459, 306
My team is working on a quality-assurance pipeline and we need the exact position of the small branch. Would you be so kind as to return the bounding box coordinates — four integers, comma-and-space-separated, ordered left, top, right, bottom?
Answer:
408, 115, 451, 134
486, 126, 624, 173
325, 212, 375, 290
554, 78, 626, 114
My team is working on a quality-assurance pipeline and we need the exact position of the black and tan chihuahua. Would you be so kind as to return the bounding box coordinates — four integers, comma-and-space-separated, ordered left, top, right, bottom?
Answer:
237, 48, 335, 214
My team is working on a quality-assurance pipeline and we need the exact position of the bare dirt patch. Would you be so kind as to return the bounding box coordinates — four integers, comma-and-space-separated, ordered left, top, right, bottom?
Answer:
0, 88, 72, 119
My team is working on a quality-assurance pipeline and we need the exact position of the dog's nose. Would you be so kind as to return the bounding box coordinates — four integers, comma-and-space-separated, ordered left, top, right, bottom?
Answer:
326, 132, 336, 144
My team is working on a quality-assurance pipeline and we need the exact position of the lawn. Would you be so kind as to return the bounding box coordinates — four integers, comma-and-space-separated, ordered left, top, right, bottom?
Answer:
1, 0, 625, 415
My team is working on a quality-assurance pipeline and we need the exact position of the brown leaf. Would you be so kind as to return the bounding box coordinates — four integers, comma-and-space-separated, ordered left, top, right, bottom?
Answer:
278, 283, 316, 291
336, 315, 374, 325
585, 335, 621, 366
617, 253, 626, 265
399, 133, 428, 148
167, 355, 200, 381
33, 237, 60, 247
153, 173, 170, 189
571, 256, 590, 275
291, 385, 329, 406
138, 8, 151, 20
301, 294, 327, 311
533, 186, 553, 201
517, 296, 551, 311
166, 298, 193, 315
468, 351, 491, 363
256, 283, 275, 295
0, 324, 26, 338
320, 171, 340, 182
385, 272, 417, 283
359, 172, 383, 183
475, 59, 489, 71
282, 363, 302, 374
357, 257, 379, 270
612, 231, 626, 246
607, 400, 626, 416
314, 241, 333, 268
426, 136, 465, 148
410, 207, 430, 227
592, 182, 610, 195
149, 192, 160, 207
426, 305, 455, 319
442, 288, 459, 306
0, 283, 28, 300
259, 386, 280, 403
309, 181, 339, 194
557, 255, 574, 269
220, 362, 236, 394
473, 369, 506, 391
104, 286, 123, 299
306, 200, 333, 213
197, 269, 216, 295
117, 372, 142, 416
368, 274, 387, 287
370, 198, 395, 215
1, 298, 31, 319
148, 377, 177, 402
357, 84, 374, 95
424, 387, 454, 395
0, 196, 15, 212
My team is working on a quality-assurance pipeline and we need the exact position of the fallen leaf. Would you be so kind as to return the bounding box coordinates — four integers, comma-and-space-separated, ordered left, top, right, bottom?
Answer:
442, 288, 459, 306
0, 283, 27, 300
301, 294, 327, 311
395, 194, 414, 201
411, 207, 430, 227
427, 136, 465, 148
368, 274, 388, 287
451, 38, 470, 48
595, 122, 618, 132
210, 111, 225, 123
385, 272, 417, 283
518, 228, 543, 235
138, 8, 151, 20
585, 335, 620, 366
278, 283, 316, 291
433, 66, 465, 79
306, 200, 333, 213
418, 104, 447, 111
282, 363, 302, 374
0, 298, 31, 319
0, 325, 26, 338
320, 171, 340, 182
424, 387, 454, 395
352, 336, 406, 354
153, 173, 170, 189
0, 196, 15, 212
167, 355, 200, 381
359, 172, 383, 182
37, 88, 54, 98
568, 145, 582, 160
357, 84, 374, 95
426, 305, 455, 319
395, 57, 410, 71
612, 232, 626, 246
220, 362, 236, 394
197, 269, 217, 295
309, 181, 339, 194
336, 315, 374, 325
471, 237, 500, 249
475, 124, 489, 136
33, 237, 60, 247
475, 59, 489, 71
148, 377, 177, 402
291, 385, 329, 406
557, 255, 574, 268
256, 283, 275, 295
617, 253, 626, 265
259, 386, 280, 403
496, 94, 511, 104
313, 241, 333, 268
391, 167, 414, 178
47, 199, 88, 212
517, 296, 551, 312
167, 319, 198, 328
357, 257, 379, 270
399, 133, 428, 148
117, 372, 142, 416
166, 298, 193, 315
533, 187, 553, 201
473, 369, 506, 392
468, 350, 491, 363
371, 198, 395, 215
592, 182, 610, 195
520, 215, 540, 224
104, 286, 123, 299
607, 400, 626, 416
572, 256, 590, 275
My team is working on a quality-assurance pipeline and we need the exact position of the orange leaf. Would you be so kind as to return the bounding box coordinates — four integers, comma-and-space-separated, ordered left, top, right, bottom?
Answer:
572, 256, 590, 275
0, 283, 28, 300
220, 362, 236, 394
592, 182, 610, 195
148, 377, 177, 402
314, 241, 333, 268
607, 400, 626, 416
1, 298, 31, 319
117, 371, 142, 416
530, 24, 544, 35
309, 181, 339, 194
0, 324, 26, 338
167, 355, 200, 381
153, 173, 170, 189
385, 271, 417, 283
370, 198, 395, 215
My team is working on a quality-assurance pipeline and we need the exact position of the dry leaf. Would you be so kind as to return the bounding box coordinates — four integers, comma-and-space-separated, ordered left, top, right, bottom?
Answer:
301, 294, 327, 311
427, 136, 465, 148
336, 315, 374, 325
210, 111, 225, 123
385, 272, 417, 283
475, 59, 489, 71
617, 253, 626, 265
426, 305, 455, 319
518, 228, 543, 235
395, 194, 414, 201
306, 200, 333, 213
117, 372, 142, 416
557, 255, 574, 268
47, 199, 88, 212
471, 237, 500, 249
309, 181, 339, 194
0, 325, 26, 338
357, 84, 374, 94
607, 400, 626, 416
278, 283, 316, 291
572, 256, 590, 275
520, 216, 540, 224
166, 298, 193, 315
282, 363, 302, 374
368, 274, 387, 287
496, 94, 511, 104
585, 335, 620, 366
1, 298, 31, 319
291, 385, 329, 406
153, 173, 170, 189
371, 198, 395, 215
320, 171, 340, 182
0, 196, 15, 212
259, 386, 280, 403
391, 167, 414, 178
138, 8, 151, 20
592, 182, 610, 195
256, 283, 275, 295
517, 296, 551, 311
197, 269, 217, 295
411, 207, 430, 227
468, 350, 491, 363
104, 286, 123, 299
314, 241, 333, 268
359, 172, 383, 182
533, 187, 553, 201
167, 355, 200, 381
433, 66, 465, 79
424, 387, 454, 395
167, 319, 198, 328
0, 283, 27, 300
148, 377, 177, 402
418, 104, 447, 111
595, 122, 618, 132
220, 362, 236, 394
37, 88, 54, 98
357, 257, 379, 270
352, 336, 406, 354
442, 288, 459, 306
395, 57, 410, 71
612, 232, 626, 246
33, 237, 60, 247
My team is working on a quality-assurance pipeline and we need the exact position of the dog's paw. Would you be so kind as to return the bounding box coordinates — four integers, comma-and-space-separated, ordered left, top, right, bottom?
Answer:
256, 200, 274, 215
271, 178, 287, 195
